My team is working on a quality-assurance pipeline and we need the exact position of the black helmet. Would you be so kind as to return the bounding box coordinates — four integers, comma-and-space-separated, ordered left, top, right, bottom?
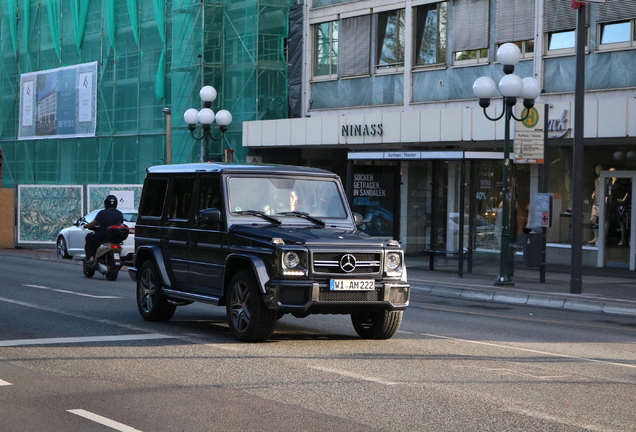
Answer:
104, 195, 118, 209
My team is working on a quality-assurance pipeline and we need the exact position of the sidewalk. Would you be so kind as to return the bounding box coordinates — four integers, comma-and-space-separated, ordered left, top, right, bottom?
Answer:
408, 263, 636, 317
2, 246, 636, 317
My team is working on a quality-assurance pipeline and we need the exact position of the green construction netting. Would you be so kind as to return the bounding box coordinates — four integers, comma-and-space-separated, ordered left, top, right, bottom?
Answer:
0, 0, 295, 189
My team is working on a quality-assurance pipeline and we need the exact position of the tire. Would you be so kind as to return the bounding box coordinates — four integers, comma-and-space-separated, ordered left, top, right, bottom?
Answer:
226, 270, 277, 342
105, 255, 120, 281
351, 309, 403, 340
83, 258, 95, 278
57, 237, 71, 259
136, 260, 176, 321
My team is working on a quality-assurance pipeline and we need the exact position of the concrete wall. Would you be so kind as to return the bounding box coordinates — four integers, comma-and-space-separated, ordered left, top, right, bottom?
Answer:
0, 189, 15, 248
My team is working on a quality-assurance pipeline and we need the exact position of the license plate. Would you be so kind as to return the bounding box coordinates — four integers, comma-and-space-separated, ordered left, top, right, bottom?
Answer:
329, 279, 375, 291
114, 253, 120, 259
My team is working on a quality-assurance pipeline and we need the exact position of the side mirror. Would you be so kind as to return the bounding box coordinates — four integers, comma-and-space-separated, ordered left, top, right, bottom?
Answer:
197, 208, 223, 224
353, 212, 364, 227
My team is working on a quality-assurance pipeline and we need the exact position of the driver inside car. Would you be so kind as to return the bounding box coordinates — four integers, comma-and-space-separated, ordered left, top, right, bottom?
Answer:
84, 195, 124, 265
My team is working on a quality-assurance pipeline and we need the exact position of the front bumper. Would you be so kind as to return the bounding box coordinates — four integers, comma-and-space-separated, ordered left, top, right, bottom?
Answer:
262, 279, 410, 314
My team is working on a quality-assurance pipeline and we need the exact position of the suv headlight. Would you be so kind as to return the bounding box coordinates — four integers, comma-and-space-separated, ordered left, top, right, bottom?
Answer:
281, 250, 307, 277
384, 252, 403, 277
283, 251, 300, 269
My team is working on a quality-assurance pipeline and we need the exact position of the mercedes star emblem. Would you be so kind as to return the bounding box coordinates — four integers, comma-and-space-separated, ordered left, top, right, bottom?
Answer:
339, 254, 357, 273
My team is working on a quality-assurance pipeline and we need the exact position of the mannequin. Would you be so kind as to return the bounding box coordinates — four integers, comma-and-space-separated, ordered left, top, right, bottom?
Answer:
588, 165, 601, 244
607, 168, 630, 246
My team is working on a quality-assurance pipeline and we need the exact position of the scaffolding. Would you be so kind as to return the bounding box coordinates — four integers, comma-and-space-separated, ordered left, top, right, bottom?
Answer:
0, 0, 296, 189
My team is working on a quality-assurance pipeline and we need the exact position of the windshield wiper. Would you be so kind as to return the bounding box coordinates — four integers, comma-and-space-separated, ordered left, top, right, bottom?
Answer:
235, 210, 281, 224
277, 211, 326, 226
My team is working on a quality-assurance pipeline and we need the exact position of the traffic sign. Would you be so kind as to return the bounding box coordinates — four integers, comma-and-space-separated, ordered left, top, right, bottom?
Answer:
514, 103, 545, 164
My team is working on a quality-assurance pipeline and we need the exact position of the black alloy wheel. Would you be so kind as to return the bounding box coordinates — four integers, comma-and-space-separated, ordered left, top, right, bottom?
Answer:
136, 261, 176, 321
226, 270, 277, 342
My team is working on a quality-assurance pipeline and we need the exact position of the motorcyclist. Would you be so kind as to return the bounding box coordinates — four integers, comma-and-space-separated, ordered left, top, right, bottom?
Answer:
84, 195, 124, 265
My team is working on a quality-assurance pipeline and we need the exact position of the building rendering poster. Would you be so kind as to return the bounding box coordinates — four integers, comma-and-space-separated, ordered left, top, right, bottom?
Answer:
18, 62, 97, 140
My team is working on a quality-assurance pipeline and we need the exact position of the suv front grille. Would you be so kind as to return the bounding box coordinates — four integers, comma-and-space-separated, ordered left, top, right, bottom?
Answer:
312, 252, 381, 275
318, 290, 379, 302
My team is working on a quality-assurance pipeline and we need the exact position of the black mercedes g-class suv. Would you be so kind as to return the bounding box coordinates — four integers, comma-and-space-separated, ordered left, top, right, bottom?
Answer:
129, 163, 410, 342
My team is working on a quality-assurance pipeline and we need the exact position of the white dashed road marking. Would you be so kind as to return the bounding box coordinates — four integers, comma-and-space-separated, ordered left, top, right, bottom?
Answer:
67, 409, 143, 432
0, 379, 12, 386
23, 284, 120, 299
310, 365, 400, 386
0, 334, 174, 347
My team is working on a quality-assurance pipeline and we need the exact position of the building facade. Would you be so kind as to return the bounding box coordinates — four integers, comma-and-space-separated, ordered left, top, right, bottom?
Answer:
244, 0, 636, 272
0, 0, 296, 188
0, 0, 296, 242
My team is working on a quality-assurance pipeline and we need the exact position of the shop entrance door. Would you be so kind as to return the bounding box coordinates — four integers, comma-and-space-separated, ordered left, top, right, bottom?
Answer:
597, 171, 636, 269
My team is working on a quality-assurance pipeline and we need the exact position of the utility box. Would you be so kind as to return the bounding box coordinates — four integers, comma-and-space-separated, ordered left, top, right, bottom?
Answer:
523, 228, 542, 267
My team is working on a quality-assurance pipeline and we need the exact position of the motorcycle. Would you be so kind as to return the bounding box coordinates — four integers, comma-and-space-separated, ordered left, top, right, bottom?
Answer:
83, 224, 130, 281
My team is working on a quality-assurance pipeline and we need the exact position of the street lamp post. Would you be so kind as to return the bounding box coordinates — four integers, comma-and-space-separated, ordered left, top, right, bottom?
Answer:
473, 43, 541, 286
183, 85, 233, 162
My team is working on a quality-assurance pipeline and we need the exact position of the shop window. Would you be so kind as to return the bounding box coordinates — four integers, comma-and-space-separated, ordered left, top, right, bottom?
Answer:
414, 2, 447, 67
599, 20, 636, 49
376, 9, 405, 71
313, 21, 339, 79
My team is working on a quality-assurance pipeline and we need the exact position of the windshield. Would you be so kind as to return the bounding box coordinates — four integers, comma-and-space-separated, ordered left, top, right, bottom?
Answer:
227, 176, 348, 219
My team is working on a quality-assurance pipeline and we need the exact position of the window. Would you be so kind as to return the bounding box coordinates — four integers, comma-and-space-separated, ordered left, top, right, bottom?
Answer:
341, 15, 371, 77
454, 48, 489, 63
544, 0, 589, 55
313, 21, 339, 78
496, 40, 534, 60
140, 178, 167, 217
597, 0, 636, 50
548, 30, 575, 51
376, 9, 405, 70
495, 0, 535, 59
414, 2, 447, 66
452, 0, 489, 65
169, 177, 194, 220
198, 176, 223, 212
599, 20, 636, 48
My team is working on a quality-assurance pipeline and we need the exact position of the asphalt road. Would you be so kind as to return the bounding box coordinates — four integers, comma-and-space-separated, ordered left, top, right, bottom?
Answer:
0, 254, 635, 431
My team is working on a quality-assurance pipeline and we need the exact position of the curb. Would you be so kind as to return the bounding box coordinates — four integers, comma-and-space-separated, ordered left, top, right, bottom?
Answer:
414, 284, 636, 317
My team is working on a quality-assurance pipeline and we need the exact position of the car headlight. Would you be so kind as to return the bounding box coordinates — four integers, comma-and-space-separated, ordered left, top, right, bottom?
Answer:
283, 251, 300, 269
281, 250, 307, 276
384, 252, 403, 276
386, 252, 401, 270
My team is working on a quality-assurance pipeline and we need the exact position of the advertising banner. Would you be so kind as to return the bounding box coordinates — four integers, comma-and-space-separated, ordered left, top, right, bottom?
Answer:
350, 166, 397, 238
18, 62, 98, 140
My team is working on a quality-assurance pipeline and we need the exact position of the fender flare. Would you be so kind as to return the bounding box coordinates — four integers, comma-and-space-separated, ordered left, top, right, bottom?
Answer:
134, 245, 172, 288
224, 253, 269, 294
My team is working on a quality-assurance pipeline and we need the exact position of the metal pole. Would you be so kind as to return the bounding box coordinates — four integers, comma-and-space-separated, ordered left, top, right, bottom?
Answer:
540, 103, 549, 283
458, 159, 466, 278
570, 4, 585, 294
495, 103, 514, 286
468, 162, 475, 273
163, 108, 172, 164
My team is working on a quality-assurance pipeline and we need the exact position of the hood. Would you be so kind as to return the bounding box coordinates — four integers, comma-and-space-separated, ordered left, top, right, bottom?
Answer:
229, 224, 386, 247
